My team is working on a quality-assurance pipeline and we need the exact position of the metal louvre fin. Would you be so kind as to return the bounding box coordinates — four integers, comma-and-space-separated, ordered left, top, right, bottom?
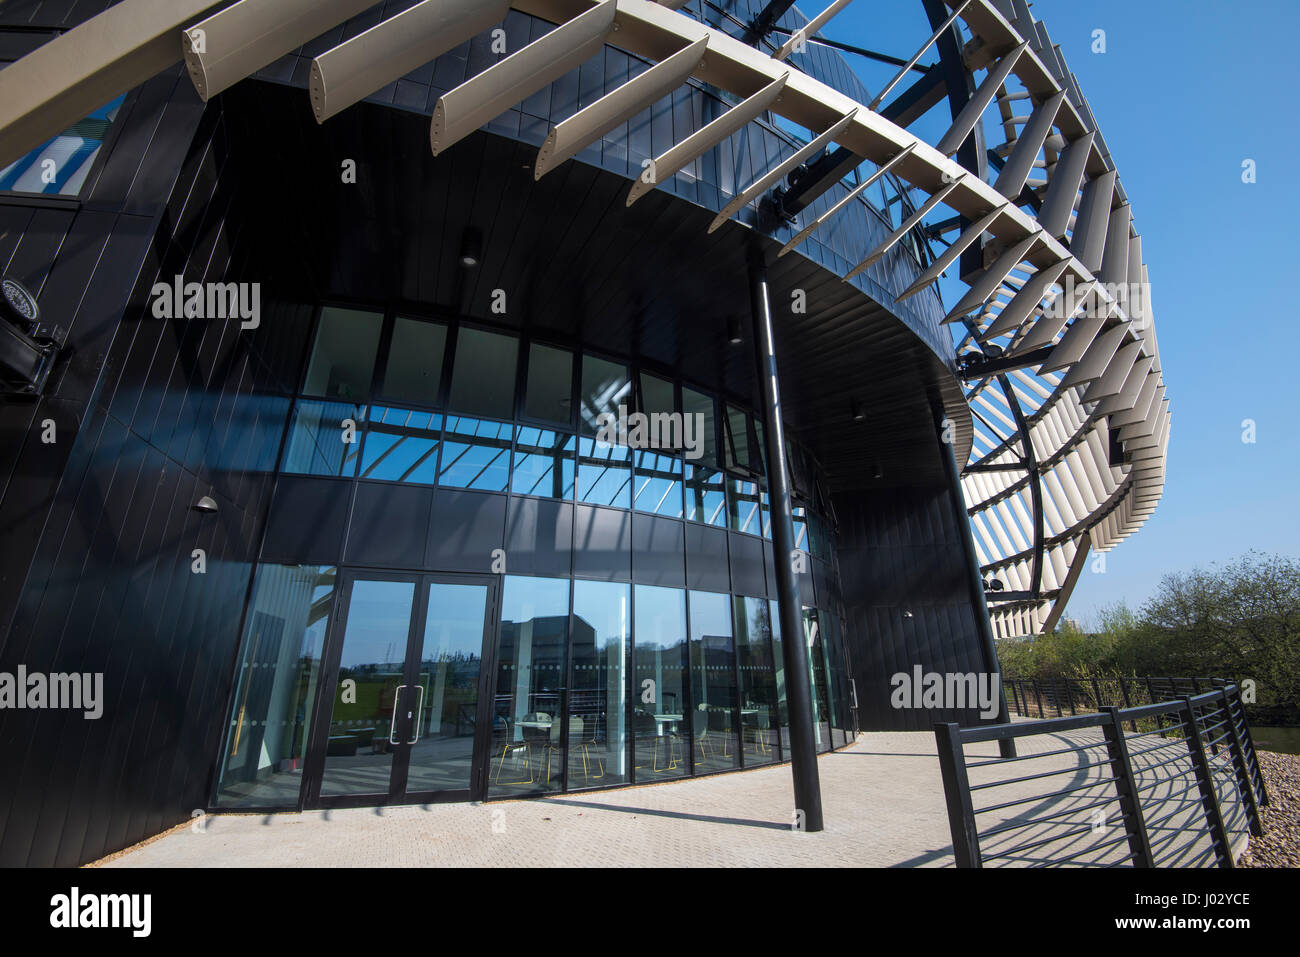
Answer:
1098, 204, 1131, 289
978, 257, 1069, 341
1011, 276, 1095, 353
1039, 312, 1105, 373
310, 0, 511, 124
536, 35, 708, 180
896, 202, 1010, 301
779, 142, 916, 256
943, 230, 1042, 321
628, 73, 788, 207
0, 0, 229, 170
431, 0, 618, 156
1059, 322, 1128, 388
994, 89, 1065, 199
1069, 168, 1116, 272
936, 41, 1028, 156
775, 0, 855, 61
845, 174, 965, 280
708, 109, 859, 234
1094, 354, 1154, 416
1037, 130, 1094, 238
184, 0, 378, 102
1082, 340, 1142, 403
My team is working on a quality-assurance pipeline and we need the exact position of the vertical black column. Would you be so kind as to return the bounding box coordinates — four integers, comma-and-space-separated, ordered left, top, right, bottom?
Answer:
932, 398, 1015, 759
749, 246, 824, 831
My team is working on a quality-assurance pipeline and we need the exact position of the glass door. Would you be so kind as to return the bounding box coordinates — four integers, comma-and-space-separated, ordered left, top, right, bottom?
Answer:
303, 571, 498, 807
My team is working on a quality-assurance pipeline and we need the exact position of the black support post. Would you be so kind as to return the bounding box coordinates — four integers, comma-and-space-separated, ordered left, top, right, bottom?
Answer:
932, 397, 1015, 758
748, 247, 824, 832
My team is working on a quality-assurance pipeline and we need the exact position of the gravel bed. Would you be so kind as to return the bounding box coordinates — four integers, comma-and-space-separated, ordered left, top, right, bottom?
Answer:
1237, 749, 1300, 868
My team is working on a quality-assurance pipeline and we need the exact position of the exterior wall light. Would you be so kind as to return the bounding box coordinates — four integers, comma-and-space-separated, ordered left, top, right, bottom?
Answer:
193, 495, 218, 514
459, 228, 482, 268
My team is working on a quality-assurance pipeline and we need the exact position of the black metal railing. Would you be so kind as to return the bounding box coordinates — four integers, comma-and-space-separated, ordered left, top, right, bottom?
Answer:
935, 681, 1269, 867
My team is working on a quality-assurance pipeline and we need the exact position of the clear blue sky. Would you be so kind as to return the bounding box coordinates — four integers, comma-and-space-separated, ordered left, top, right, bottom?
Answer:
818, 0, 1300, 628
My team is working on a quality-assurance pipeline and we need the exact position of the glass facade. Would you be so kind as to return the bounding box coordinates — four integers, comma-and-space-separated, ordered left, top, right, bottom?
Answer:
0, 95, 125, 195
217, 307, 856, 808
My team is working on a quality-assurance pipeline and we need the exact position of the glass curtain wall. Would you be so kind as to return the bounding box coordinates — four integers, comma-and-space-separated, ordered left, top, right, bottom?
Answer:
735, 596, 780, 766
215, 565, 335, 807
490, 576, 570, 796
689, 591, 739, 773
568, 581, 630, 788
632, 585, 689, 779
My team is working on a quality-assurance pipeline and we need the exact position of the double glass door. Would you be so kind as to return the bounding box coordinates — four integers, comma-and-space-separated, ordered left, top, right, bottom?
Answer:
304, 571, 498, 806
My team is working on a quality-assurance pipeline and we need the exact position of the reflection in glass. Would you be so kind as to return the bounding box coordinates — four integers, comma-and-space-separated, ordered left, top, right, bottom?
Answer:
216, 565, 335, 808
382, 318, 447, 406
803, 607, 831, 752
321, 579, 416, 796
579, 356, 631, 433
568, 581, 629, 787
681, 388, 717, 466
633, 585, 688, 779
632, 450, 683, 517
406, 582, 487, 793
303, 307, 383, 400
639, 373, 676, 417
728, 478, 763, 535
281, 400, 364, 476
0, 94, 126, 195
448, 327, 518, 419
525, 343, 574, 424
359, 407, 442, 483
512, 427, 575, 499
770, 599, 791, 754
577, 436, 632, 508
685, 464, 726, 526
490, 576, 570, 795
689, 591, 739, 773
725, 405, 754, 473
735, 596, 779, 766
439, 416, 511, 490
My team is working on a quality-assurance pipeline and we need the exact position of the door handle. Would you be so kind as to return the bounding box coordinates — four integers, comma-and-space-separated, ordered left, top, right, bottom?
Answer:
408, 684, 426, 744
388, 685, 408, 745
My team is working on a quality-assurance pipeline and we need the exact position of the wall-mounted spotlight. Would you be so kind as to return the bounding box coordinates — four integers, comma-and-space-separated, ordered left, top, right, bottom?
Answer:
983, 578, 1005, 592
459, 228, 482, 268
727, 314, 743, 345
193, 495, 219, 514
872, 462, 883, 480
851, 399, 865, 422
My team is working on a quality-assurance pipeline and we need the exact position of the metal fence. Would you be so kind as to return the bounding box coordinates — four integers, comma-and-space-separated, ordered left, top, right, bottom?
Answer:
934, 681, 1269, 867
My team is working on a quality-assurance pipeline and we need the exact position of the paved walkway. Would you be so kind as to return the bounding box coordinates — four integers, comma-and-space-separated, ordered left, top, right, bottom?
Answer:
98, 728, 1250, 867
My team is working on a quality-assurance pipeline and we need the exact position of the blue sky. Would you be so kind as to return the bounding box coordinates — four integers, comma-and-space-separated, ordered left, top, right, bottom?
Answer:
817, 0, 1300, 627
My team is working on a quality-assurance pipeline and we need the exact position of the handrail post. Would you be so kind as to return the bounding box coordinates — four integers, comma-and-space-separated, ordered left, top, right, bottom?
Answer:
1214, 683, 1263, 838
1227, 683, 1269, 808
1065, 678, 1076, 716
1033, 678, 1043, 718
934, 722, 982, 867
1101, 706, 1154, 867
1180, 696, 1235, 868
1119, 677, 1136, 732
1054, 678, 1063, 717
1091, 676, 1102, 713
